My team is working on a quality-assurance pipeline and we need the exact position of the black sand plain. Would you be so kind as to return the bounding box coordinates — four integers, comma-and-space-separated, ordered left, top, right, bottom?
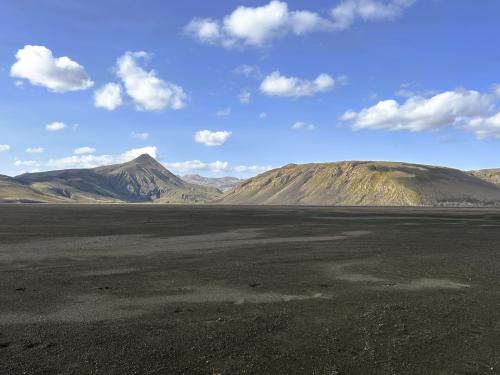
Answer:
0, 204, 499, 374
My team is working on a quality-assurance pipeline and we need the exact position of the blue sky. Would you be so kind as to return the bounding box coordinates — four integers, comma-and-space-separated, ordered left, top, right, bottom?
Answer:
1, 0, 500, 177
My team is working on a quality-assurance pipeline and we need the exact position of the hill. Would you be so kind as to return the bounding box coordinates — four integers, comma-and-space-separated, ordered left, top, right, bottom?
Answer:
220, 161, 500, 206
471, 169, 500, 187
14, 154, 221, 203
0, 175, 64, 203
182, 174, 242, 191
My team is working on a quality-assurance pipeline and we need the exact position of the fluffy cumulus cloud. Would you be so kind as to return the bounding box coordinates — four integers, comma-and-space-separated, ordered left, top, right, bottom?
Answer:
73, 147, 96, 155
465, 113, 500, 139
195, 130, 232, 147
331, 0, 416, 30
46, 146, 157, 170
341, 89, 494, 132
260, 71, 335, 98
10, 45, 93, 92
45, 121, 68, 132
185, 1, 330, 47
291, 121, 315, 130
164, 160, 273, 175
0, 145, 10, 153
185, 0, 416, 48
115, 52, 187, 111
131, 132, 149, 140
26, 147, 44, 154
94, 83, 123, 110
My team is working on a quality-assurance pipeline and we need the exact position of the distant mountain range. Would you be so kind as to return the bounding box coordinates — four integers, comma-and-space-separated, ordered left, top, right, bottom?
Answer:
2, 155, 500, 206
181, 174, 243, 191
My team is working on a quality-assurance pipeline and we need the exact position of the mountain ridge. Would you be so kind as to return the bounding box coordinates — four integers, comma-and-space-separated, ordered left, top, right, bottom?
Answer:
220, 161, 500, 206
12, 154, 221, 203
2, 157, 500, 206
181, 174, 243, 191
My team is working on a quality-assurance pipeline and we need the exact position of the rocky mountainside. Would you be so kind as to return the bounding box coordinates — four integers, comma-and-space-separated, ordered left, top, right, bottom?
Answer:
220, 161, 500, 206
13, 154, 221, 203
0, 175, 65, 203
470, 169, 500, 187
182, 174, 243, 191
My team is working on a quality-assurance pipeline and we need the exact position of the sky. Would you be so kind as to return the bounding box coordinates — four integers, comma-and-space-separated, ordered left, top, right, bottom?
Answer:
1, 0, 500, 178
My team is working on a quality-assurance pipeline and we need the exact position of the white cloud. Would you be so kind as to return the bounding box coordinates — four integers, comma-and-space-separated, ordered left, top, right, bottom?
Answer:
185, 1, 415, 48
233, 164, 274, 173
260, 71, 334, 98
259, 112, 268, 119
164, 160, 272, 175
46, 146, 157, 170
195, 130, 232, 147
116, 51, 187, 111
493, 84, 500, 98
185, 1, 331, 48
14, 160, 39, 167
341, 89, 494, 132
131, 132, 149, 140
216, 107, 231, 117
45, 121, 68, 132
331, 0, 416, 30
465, 113, 500, 139
165, 160, 230, 173
94, 82, 123, 110
291, 121, 315, 130
73, 147, 96, 155
26, 147, 44, 154
10, 45, 93, 92
0, 145, 10, 153
239, 89, 251, 104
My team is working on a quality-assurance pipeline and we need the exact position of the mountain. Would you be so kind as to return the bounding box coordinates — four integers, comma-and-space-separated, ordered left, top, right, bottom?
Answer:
14, 154, 221, 203
220, 161, 500, 206
181, 174, 243, 191
0, 175, 63, 203
470, 169, 500, 187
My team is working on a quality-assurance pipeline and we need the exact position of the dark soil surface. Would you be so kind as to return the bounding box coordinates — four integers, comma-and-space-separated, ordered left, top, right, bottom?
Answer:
1, 204, 499, 374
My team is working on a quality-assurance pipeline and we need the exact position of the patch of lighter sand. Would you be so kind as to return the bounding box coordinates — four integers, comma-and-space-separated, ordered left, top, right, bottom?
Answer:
386, 278, 470, 291
327, 261, 470, 291
330, 262, 387, 283
0, 227, 372, 263
82, 268, 139, 276
0, 286, 329, 324
340, 230, 372, 237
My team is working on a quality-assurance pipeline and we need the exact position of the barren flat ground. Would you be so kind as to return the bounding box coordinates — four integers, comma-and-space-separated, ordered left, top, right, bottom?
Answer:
1, 205, 500, 374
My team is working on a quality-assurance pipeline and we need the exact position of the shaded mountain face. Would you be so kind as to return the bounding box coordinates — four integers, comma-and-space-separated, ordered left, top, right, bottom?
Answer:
221, 161, 500, 207
471, 169, 500, 187
14, 154, 221, 203
182, 174, 243, 192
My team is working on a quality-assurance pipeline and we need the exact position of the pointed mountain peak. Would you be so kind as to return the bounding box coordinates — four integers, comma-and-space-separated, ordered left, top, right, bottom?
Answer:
125, 153, 166, 170
131, 153, 158, 164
